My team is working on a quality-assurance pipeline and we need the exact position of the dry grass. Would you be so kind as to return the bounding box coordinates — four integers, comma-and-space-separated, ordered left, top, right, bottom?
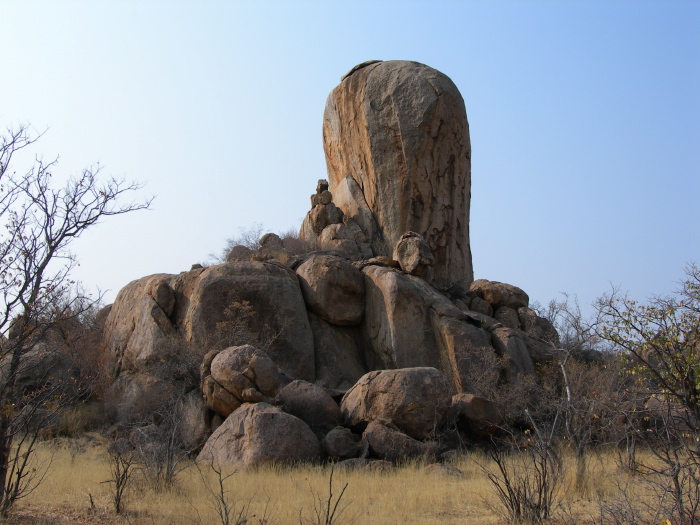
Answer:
4, 437, 661, 525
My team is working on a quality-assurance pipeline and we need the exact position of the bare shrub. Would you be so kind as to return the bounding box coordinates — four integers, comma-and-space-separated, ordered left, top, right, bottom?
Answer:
478, 411, 563, 524
102, 438, 138, 515
298, 467, 355, 525
195, 461, 274, 525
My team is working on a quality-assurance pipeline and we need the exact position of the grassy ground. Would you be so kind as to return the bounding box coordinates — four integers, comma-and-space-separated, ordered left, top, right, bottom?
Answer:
2, 436, 650, 524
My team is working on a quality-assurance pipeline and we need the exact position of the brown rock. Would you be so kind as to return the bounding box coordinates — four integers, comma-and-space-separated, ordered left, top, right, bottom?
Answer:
449, 393, 504, 439
494, 306, 521, 330
308, 313, 368, 390
324, 60, 473, 290
202, 375, 241, 417
340, 367, 451, 440
469, 296, 493, 317
517, 307, 560, 345
392, 231, 435, 277
296, 254, 365, 326
275, 380, 342, 436
469, 280, 529, 310
363, 420, 436, 463
490, 327, 535, 381
322, 427, 362, 461
431, 314, 499, 395
208, 344, 282, 401
197, 403, 322, 469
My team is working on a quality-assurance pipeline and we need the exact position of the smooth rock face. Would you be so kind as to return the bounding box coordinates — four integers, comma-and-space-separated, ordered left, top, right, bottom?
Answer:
308, 313, 368, 390
431, 314, 499, 395
323, 60, 473, 290
181, 262, 315, 381
197, 403, 322, 469
363, 420, 435, 463
340, 367, 451, 440
296, 255, 365, 325
392, 231, 435, 277
361, 266, 442, 371
275, 380, 342, 436
322, 427, 361, 461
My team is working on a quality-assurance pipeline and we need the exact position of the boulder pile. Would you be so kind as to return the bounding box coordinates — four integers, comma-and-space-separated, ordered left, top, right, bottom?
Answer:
98, 60, 561, 469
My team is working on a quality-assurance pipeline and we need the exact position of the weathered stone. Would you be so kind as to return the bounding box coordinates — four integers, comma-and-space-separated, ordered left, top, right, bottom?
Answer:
299, 203, 344, 241
297, 255, 365, 325
308, 313, 368, 390
197, 403, 322, 469
469, 280, 529, 310
180, 261, 315, 382
0, 343, 80, 400
431, 314, 499, 394
317, 218, 373, 260
324, 60, 473, 290
149, 279, 175, 318
322, 427, 361, 461
275, 380, 341, 436
494, 306, 521, 330
469, 296, 493, 317
361, 266, 442, 370
392, 231, 435, 277
449, 393, 504, 439
340, 367, 451, 440
202, 375, 241, 417
517, 307, 560, 345
363, 420, 436, 463
208, 345, 282, 402
227, 245, 253, 261
103, 274, 179, 371
490, 327, 535, 380
259, 233, 283, 250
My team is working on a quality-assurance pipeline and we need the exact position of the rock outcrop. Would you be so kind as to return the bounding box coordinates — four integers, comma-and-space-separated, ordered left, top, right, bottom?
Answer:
94, 60, 567, 469
323, 60, 473, 290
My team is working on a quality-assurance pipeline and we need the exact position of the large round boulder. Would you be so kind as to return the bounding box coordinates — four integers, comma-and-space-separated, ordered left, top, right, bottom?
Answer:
197, 403, 322, 469
340, 367, 451, 440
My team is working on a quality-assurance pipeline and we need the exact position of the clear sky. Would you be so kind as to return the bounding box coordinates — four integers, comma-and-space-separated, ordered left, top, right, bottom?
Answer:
1, 1, 698, 313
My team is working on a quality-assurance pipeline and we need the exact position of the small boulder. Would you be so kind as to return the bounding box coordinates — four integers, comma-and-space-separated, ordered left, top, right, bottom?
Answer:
322, 427, 362, 461
197, 403, 322, 469
392, 232, 435, 277
494, 306, 521, 330
275, 380, 342, 436
296, 255, 365, 326
449, 393, 504, 439
209, 345, 282, 400
363, 420, 436, 463
469, 296, 493, 317
340, 367, 451, 440
469, 280, 529, 310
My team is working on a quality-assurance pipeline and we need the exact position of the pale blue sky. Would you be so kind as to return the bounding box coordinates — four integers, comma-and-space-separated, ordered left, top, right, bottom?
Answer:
1, 1, 698, 313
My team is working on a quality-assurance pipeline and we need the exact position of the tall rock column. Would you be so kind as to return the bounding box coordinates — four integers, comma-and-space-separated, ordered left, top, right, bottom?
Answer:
323, 60, 474, 289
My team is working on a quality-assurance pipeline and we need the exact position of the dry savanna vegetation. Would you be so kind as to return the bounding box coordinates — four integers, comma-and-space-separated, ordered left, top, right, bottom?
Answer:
3, 438, 680, 525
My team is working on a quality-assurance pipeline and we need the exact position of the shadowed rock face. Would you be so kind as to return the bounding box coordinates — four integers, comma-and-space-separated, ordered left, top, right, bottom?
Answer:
323, 60, 473, 289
